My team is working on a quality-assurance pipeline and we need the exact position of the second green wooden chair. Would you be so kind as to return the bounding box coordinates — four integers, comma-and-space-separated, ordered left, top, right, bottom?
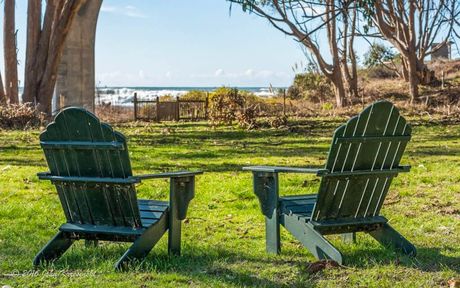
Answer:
244, 100, 416, 264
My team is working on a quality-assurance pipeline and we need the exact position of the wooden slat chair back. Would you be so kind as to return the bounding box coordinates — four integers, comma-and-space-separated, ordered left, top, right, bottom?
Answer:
312, 101, 411, 224
40, 107, 141, 228
34, 107, 202, 270
244, 100, 416, 264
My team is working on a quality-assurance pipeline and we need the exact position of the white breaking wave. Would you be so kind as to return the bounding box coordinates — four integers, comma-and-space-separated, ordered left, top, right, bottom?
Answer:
95, 87, 279, 106
96, 88, 190, 105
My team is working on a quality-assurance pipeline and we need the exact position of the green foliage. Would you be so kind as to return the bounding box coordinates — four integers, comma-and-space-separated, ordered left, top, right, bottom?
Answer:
364, 43, 396, 68
208, 87, 245, 125
180, 90, 208, 101
321, 102, 334, 111
286, 85, 302, 100
208, 87, 261, 129
362, 43, 401, 79
366, 66, 399, 79
159, 95, 175, 101
356, 0, 377, 33
287, 72, 333, 102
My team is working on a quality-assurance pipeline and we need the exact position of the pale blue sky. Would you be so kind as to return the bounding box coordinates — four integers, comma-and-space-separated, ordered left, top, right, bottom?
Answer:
96, 0, 308, 87
0, 0, 309, 87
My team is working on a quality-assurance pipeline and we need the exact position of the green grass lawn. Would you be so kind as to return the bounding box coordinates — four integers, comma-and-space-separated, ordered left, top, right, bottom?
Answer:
0, 117, 459, 287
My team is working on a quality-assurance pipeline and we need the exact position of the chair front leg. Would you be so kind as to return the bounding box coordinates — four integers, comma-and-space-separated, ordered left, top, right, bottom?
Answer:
168, 176, 195, 256
253, 172, 280, 254
283, 216, 343, 264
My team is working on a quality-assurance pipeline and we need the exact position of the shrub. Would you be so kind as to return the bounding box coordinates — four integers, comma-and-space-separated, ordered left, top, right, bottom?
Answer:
207, 87, 261, 129
365, 66, 399, 79
363, 43, 401, 79
286, 85, 302, 100
236, 105, 259, 130
180, 90, 208, 101
0, 103, 44, 129
289, 72, 333, 102
159, 95, 174, 101
208, 87, 245, 125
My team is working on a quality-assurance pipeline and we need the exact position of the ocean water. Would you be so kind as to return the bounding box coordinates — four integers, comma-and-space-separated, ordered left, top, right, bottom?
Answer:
95, 87, 282, 106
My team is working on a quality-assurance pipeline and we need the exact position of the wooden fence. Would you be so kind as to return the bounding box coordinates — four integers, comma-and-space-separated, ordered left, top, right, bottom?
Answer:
133, 93, 208, 122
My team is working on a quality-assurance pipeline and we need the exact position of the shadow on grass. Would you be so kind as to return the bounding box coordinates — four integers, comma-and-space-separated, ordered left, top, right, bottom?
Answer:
0, 158, 45, 168
341, 245, 460, 273
32, 240, 459, 287
37, 246, 314, 287
406, 148, 460, 157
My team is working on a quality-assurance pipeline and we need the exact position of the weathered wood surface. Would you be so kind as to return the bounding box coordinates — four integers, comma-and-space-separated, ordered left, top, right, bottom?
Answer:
40, 107, 140, 228
314, 100, 411, 222
35, 107, 200, 269
244, 101, 416, 264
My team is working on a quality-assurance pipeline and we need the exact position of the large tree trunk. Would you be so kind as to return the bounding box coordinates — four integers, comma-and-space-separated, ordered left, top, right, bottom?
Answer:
401, 61, 409, 81
349, 57, 359, 99
337, 2, 358, 104
0, 72, 6, 104
406, 55, 420, 103
23, 0, 42, 104
56, 0, 103, 113
23, 0, 87, 116
4, 0, 19, 104
38, 0, 87, 116
331, 70, 345, 108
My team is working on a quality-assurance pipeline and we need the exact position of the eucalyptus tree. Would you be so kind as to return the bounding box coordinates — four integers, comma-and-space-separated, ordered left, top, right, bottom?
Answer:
360, 0, 460, 102
23, 0, 86, 116
0, 72, 6, 105
4, 0, 18, 104
229, 0, 360, 107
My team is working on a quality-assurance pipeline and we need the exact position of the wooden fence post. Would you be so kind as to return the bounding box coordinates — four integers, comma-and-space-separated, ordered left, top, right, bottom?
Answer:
283, 89, 286, 117
175, 96, 180, 121
133, 92, 138, 121
205, 92, 209, 120
156, 96, 160, 122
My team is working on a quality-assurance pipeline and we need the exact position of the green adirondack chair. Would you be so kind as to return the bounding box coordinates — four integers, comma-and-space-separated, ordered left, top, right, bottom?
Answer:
243, 100, 416, 264
34, 107, 202, 270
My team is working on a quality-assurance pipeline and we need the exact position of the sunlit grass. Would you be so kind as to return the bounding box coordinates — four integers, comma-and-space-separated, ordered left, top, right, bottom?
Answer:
0, 117, 459, 287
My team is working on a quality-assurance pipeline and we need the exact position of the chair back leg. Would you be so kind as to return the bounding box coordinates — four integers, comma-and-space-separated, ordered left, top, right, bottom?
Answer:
368, 223, 416, 256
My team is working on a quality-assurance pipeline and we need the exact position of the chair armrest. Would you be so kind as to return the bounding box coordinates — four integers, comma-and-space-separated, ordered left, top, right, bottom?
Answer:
37, 172, 52, 178
399, 165, 411, 172
137, 171, 202, 220
243, 166, 328, 176
135, 170, 203, 181
37, 172, 141, 184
